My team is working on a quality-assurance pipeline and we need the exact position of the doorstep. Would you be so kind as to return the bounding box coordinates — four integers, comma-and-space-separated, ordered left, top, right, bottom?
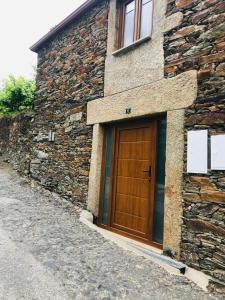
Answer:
79, 210, 183, 275
79, 210, 211, 291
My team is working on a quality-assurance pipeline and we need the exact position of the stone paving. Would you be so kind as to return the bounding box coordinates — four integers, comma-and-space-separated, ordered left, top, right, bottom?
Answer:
0, 161, 222, 300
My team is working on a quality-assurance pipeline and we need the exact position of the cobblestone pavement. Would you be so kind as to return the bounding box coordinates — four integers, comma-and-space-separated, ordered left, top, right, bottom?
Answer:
0, 161, 222, 300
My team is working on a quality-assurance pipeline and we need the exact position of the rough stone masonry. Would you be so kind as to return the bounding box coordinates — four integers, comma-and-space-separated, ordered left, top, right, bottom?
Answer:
29, 0, 109, 205
164, 0, 225, 293
0, 0, 110, 207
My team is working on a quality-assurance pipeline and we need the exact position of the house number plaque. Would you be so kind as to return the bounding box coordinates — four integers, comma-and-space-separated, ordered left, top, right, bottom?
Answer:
125, 108, 132, 114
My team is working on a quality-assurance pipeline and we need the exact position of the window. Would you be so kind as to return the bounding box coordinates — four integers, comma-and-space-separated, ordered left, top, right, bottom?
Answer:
140, 0, 153, 39
118, 0, 153, 49
123, 1, 135, 47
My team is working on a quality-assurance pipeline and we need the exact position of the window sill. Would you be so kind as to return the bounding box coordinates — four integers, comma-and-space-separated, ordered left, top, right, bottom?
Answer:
112, 36, 151, 57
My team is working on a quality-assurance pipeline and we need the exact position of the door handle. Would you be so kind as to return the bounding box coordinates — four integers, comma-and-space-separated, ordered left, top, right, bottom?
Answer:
143, 166, 152, 178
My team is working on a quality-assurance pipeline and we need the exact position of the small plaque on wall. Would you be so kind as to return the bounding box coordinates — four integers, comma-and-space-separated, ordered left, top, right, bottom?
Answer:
211, 135, 225, 170
187, 130, 208, 174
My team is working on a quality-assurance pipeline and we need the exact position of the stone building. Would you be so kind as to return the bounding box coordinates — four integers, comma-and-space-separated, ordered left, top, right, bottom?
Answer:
30, 0, 109, 201
0, 0, 224, 293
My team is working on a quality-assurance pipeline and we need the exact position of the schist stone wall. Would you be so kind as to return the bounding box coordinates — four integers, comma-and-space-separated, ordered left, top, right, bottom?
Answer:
30, 0, 109, 205
164, 0, 225, 292
0, 114, 32, 173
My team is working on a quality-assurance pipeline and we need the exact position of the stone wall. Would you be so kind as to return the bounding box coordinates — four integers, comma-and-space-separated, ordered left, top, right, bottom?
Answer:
29, 0, 109, 206
0, 114, 32, 173
0, 2, 109, 208
164, 0, 225, 293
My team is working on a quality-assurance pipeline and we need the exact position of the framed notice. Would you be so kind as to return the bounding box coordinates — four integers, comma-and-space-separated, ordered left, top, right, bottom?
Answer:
187, 130, 208, 174
211, 135, 225, 170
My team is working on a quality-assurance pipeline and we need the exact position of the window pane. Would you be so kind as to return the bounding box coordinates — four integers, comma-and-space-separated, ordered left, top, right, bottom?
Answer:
123, 1, 135, 47
153, 119, 167, 244
140, 0, 153, 38
101, 127, 113, 225
142, 0, 151, 4
126, 1, 135, 13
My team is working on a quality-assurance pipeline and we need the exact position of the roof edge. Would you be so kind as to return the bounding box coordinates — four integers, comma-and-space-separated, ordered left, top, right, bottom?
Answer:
30, 0, 97, 53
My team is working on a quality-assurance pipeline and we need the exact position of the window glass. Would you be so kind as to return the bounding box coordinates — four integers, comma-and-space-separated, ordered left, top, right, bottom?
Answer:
126, 1, 135, 12
140, 0, 153, 38
153, 119, 167, 244
101, 127, 113, 225
123, 1, 135, 47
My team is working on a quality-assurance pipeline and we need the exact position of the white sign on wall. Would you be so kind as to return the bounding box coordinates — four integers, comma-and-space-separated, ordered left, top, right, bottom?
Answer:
187, 130, 208, 174
211, 135, 225, 170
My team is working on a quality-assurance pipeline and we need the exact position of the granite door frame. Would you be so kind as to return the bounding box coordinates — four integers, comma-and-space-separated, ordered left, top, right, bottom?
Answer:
86, 71, 197, 258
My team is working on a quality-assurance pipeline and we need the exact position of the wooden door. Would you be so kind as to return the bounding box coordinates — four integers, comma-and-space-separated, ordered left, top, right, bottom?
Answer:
111, 120, 156, 241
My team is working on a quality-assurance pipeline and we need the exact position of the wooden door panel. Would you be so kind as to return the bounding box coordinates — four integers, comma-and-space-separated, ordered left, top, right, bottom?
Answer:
136, 127, 153, 141
117, 159, 149, 177
119, 141, 152, 160
132, 178, 149, 198
115, 194, 148, 218
114, 212, 147, 234
119, 127, 153, 142
116, 177, 132, 195
116, 177, 149, 199
119, 142, 137, 159
119, 129, 137, 142
111, 121, 156, 240
136, 141, 153, 160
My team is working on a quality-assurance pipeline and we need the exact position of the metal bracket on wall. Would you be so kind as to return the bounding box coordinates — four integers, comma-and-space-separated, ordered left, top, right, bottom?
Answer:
48, 131, 55, 142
